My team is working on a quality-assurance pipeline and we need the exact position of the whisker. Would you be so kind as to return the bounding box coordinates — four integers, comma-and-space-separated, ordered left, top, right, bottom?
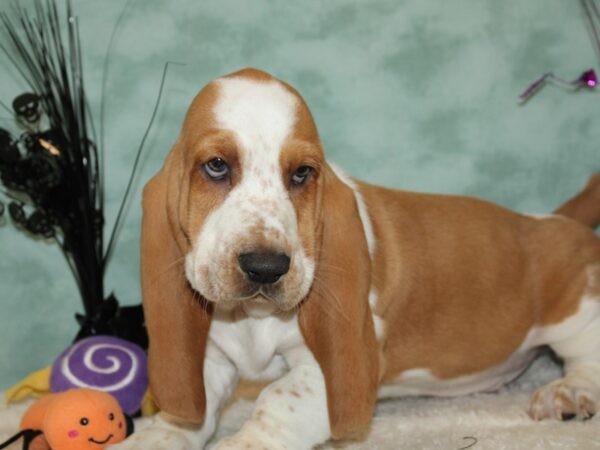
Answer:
191, 289, 211, 317
147, 255, 186, 288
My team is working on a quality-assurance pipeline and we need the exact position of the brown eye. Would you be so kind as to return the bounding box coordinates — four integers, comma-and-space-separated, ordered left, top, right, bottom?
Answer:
203, 158, 229, 180
109, 413, 114, 421
291, 166, 313, 186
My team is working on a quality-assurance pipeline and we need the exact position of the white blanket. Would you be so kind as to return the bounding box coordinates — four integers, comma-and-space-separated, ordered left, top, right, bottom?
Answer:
1, 353, 598, 450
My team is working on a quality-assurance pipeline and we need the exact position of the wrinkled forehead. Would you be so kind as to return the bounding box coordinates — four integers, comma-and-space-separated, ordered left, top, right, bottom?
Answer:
181, 70, 321, 152
213, 77, 298, 153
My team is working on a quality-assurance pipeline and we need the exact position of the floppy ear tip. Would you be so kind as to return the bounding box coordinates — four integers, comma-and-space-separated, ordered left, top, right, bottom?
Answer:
152, 400, 206, 427
329, 395, 376, 440
330, 422, 371, 442
147, 366, 207, 426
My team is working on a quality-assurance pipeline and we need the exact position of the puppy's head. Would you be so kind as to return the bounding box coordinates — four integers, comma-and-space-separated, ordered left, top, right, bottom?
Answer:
173, 69, 324, 314
143, 69, 378, 436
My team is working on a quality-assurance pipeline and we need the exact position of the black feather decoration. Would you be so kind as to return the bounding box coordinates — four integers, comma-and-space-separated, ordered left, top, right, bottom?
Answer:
0, 0, 157, 349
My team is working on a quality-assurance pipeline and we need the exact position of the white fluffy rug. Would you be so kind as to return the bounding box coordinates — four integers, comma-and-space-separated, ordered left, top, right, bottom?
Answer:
2, 353, 599, 449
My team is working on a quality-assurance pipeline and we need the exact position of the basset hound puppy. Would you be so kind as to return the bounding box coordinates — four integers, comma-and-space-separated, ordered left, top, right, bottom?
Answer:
110, 68, 600, 450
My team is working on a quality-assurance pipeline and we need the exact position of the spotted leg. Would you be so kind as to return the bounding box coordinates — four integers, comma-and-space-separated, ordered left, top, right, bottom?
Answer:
108, 344, 238, 450
211, 347, 331, 450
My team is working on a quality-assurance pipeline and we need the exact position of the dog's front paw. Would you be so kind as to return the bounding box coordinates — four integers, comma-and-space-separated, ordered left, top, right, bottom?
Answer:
528, 378, 599, 421
108, 426, 194, 450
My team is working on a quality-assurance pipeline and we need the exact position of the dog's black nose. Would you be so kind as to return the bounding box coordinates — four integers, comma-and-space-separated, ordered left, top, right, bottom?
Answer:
239, 252, 290, 284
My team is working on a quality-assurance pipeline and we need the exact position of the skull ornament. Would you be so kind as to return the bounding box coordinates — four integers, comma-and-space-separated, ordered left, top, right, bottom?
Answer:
12, 93, 41, 125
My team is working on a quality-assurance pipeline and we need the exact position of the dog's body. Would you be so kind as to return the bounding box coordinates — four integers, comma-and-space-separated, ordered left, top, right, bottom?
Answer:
110, 69, 600, 450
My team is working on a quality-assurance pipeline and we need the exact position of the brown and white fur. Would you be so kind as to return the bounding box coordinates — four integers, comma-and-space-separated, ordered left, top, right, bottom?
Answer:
109, 69, 600, 450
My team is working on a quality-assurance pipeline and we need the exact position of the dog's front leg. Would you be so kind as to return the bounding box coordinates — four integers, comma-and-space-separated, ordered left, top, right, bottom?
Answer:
109, 344, 238, 450
212, 348, 330, 450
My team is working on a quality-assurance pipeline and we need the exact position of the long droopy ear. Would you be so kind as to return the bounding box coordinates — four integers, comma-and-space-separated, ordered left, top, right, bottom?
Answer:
141, 139, 212, 424
299, 166, 379, 440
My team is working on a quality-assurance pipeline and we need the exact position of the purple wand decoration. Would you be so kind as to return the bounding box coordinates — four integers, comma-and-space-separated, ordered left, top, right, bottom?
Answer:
520, 0, 600, 102
519, 69, 597, 102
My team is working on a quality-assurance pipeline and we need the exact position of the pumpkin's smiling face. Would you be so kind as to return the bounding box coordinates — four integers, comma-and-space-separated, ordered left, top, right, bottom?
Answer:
44, 389, 128, 450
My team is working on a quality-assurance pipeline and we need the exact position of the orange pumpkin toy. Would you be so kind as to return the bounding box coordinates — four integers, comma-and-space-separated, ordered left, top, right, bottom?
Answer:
1, 388, 133, 450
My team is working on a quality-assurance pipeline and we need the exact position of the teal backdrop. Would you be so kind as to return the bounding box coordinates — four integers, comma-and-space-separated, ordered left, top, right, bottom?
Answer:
0, 0, 598, 387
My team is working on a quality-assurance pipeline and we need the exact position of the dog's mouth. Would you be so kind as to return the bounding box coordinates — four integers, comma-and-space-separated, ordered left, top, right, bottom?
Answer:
212, 291, 287, 318
231, 281, 282, 302
241, 295, 280, 317
88, 434, 113, 445
190, 256, 311, 313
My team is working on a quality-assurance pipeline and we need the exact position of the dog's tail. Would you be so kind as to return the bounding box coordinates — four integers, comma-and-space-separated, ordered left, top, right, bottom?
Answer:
554, 172, 600, 229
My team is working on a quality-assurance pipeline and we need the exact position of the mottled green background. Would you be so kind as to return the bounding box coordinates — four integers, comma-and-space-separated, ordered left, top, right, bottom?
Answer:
0, 0, 598, 387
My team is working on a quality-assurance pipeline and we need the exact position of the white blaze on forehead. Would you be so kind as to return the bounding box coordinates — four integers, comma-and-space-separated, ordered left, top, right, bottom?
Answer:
209, 75, 301, 236
205, 75, 303, 245
214, 77, 298, 154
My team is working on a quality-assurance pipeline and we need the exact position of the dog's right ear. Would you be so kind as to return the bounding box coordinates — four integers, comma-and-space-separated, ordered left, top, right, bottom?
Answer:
141, 139, 212, 425
299, 166, 379, 440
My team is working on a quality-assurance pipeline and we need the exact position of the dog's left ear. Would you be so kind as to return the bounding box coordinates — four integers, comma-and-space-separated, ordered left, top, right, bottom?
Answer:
299, 165, 379, 440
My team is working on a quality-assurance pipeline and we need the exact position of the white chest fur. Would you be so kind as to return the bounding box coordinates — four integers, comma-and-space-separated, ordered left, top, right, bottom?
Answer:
207, 306, 305, 380
197, 305, 331, 449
